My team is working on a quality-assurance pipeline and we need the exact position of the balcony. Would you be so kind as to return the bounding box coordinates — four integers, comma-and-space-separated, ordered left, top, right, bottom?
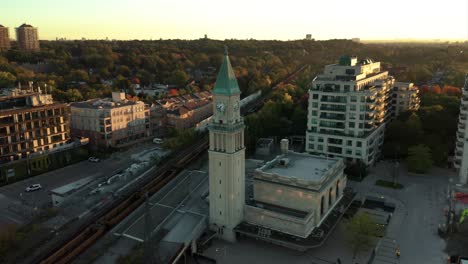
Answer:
320, 114, 345, 121
320, 105, 346, 112
320, 97, 347, 104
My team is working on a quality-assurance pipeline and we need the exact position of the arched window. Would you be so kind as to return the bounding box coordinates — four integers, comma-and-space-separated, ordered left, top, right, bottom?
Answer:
329, 188, 333, 206
320, 196, 324, 216
336, 180, 340, 198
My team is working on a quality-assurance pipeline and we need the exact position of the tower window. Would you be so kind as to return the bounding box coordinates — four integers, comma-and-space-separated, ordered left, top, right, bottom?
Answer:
219, 194, 221, 199
219, 162, 221, 166
220, 211, 222, 215
219, 180, 221, 184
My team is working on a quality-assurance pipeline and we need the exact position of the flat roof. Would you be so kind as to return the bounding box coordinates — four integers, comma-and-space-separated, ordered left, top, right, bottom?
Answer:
71, 98, 143, 109
50, 176, 95, 196
258, 152, 339, 183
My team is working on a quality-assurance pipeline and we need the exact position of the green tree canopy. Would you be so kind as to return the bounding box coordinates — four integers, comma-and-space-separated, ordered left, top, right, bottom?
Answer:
407, 144, 433, 173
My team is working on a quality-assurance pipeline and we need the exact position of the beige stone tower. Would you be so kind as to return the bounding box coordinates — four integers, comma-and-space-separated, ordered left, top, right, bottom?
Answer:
208, 47, 245, 242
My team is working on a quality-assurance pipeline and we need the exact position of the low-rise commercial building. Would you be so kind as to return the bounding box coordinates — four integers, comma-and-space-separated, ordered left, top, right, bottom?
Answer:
244, 140, 346, 238
0, 87, 70, 163
70, 92, 150, 149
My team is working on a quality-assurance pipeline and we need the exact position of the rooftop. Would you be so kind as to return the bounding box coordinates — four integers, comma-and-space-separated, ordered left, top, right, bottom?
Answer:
213, 47, 241, 96
18, 23, 33, 28
50, 176, 95, 196
257, 151, 342, 184
71, 98, 144, 109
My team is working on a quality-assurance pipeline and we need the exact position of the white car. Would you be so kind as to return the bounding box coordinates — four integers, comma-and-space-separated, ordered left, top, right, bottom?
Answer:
25, 184, 42, 192
88, 157, 100, 163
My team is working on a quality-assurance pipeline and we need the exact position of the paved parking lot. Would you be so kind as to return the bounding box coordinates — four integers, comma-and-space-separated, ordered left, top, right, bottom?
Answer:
0, 142, 158, 227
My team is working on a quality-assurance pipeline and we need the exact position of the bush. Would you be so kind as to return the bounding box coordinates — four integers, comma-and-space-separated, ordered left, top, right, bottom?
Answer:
345, 160, 368, 181
375, 180, 404, 189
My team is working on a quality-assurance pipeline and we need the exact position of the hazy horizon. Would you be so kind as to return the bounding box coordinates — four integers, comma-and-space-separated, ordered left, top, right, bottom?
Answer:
2, 0, 467, 41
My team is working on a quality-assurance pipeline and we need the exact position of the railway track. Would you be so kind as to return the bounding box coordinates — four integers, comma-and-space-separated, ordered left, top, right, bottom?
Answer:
38, 64, 308, 264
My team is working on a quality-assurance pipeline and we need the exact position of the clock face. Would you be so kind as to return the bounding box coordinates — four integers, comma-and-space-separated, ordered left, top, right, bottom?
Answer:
216, 102, 225, 112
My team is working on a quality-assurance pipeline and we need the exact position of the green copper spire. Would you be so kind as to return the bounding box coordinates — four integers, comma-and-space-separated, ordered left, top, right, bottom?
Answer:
213, 46, 241, 96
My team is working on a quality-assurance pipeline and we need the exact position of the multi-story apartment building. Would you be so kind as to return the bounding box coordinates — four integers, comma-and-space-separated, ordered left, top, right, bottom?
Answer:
454, 75, 468, 184
0, 25, 10, 50
16, 23, 39, 51
152, 91, 213, 130
0, 87, 70, 163
70, 92, 150, 148
391, 82, 420, 116
306, 56, 395, 165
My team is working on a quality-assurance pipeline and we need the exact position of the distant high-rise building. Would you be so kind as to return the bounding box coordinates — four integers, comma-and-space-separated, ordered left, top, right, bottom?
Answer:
306, 34, 312, 40
454, 75, 468, 184
0, 25, 10, 50
306, 56, 395, 165
16, 23, 40, 51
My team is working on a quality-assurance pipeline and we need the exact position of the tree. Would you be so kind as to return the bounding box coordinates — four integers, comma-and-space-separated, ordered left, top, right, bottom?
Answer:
65, 88, 83, 102
0, 71, 16, 87
407, 144, 433, 173
168, 70, 189, 86
345, 213, 379, 260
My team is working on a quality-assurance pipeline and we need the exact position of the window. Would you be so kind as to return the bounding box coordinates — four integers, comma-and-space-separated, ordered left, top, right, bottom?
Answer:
360, 97, 365, 102
350, 96, 357, 102
312, 102, 318, 108
347, 140, 352, 146
350, 105, 356, 111
357, 141, 362, 147
312, 110, 318, 116
348, 122, 355, 128
312, 94, 318, 99
308, 144, 314, 149
311, 118, 318, 124
346, 149, 353, 155
318, 137, 324, 143
309, 136, 315, 142
220, 211, 222, 215
356, 150, 362, 156
317, 145, 323, 150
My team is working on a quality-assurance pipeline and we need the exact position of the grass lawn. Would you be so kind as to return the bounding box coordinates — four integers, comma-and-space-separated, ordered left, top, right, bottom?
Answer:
375, 179, 404, 189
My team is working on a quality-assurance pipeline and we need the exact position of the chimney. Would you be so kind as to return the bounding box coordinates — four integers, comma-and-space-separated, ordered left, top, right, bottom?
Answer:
280, 139, 289, 154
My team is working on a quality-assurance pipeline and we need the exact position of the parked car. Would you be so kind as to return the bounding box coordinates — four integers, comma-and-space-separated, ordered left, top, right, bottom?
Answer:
25, 184, 42, 192
153, 138, 164, 144
88, 157, 100, 163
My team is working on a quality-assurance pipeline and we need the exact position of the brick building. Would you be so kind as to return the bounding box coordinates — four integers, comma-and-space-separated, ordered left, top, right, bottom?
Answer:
152, 91, 213, 131
16, 23, 40, 51
0, 87, 70, 163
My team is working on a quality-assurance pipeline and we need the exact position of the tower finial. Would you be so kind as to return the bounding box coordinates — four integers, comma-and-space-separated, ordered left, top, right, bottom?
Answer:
224, 45, 228, 56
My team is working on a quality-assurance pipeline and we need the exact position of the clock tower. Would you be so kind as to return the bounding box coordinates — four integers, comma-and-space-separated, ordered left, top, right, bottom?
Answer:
208, 47, 245, 242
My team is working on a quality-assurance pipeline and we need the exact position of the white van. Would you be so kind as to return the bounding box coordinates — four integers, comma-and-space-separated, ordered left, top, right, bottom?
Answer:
153, 138, 164, 144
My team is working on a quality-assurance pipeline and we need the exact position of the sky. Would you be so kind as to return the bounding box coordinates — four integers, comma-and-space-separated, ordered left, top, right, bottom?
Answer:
2, 0, 467, 41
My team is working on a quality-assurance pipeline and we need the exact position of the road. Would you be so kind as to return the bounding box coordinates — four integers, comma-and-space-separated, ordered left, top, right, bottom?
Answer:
0, 142, 156, 227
